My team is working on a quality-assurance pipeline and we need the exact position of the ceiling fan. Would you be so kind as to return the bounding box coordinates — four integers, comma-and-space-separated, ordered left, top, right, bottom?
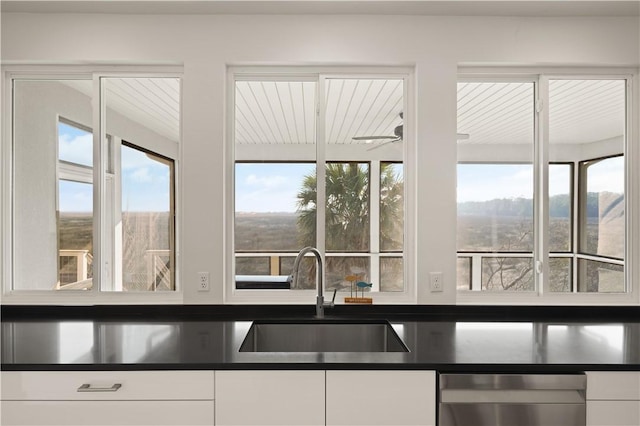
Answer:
352, 112, 469, 150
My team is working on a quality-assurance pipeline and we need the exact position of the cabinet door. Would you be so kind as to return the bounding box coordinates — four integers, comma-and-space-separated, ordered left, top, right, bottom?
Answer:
215, 370, 324, 426
587, 401, 640, 426
1, 401, 214, 426
326, 370, 436, 426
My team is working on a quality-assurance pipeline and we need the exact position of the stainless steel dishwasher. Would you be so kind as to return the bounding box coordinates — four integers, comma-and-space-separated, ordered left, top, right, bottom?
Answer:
439, 373, 586, 426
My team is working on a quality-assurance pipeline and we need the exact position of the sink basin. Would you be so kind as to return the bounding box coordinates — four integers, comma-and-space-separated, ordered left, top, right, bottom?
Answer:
239, 320, 409, 352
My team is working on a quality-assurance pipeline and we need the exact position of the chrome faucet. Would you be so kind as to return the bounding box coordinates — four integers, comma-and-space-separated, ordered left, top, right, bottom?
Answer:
291, 246, 336, 318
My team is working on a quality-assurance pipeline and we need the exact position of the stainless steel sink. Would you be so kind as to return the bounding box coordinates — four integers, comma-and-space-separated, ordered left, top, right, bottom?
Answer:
239, 320, 409, 352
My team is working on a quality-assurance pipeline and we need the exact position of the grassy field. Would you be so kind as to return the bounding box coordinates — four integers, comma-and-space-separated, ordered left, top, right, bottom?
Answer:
59, 207, 623, 292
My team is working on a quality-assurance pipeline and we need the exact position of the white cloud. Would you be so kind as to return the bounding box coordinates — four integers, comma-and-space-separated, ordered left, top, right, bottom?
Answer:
245, 174, 287, 188
58, 133, 93, 166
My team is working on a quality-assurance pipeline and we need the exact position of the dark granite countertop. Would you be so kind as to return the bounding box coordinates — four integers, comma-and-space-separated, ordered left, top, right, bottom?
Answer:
2, 305, 639, 372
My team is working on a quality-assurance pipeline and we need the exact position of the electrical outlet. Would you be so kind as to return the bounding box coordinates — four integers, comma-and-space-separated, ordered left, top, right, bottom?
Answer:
198, 272, 210, 292
429, 272, 443, 292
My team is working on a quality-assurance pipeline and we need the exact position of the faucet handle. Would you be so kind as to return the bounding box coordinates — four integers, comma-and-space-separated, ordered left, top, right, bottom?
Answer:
330, 288, 337, 305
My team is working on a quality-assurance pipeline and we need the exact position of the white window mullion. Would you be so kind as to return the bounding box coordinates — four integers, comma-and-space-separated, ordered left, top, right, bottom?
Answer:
471, 255, 483, 291
112, 137, 123, 291
572, 161, 580, 293
91, 75, 102, 293
92, 75, 108, 293
317, 76, 327, 257
58, 162, 93, 184
370, 160, 381, 291
535, 76, 550, 296
624, 76, 635, 295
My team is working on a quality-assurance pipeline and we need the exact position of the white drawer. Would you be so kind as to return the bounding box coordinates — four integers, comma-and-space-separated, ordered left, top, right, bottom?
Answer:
1, 400, 214, 425
587, 401, 640, 426
587, 372, 640, 400
1, 371, 214, 401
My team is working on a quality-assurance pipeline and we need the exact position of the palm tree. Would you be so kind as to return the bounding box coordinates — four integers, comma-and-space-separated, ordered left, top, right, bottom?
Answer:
295, 162, 403, 290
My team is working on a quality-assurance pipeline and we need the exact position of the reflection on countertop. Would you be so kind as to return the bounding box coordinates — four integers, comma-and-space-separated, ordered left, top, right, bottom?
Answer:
2, 319, 639, 371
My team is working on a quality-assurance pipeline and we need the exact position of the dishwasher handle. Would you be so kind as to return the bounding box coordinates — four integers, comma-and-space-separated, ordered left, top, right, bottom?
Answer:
440, 389, 585, 404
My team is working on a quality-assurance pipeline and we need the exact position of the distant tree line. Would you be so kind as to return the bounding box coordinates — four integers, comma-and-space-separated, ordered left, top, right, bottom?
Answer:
457, 192, 621, 218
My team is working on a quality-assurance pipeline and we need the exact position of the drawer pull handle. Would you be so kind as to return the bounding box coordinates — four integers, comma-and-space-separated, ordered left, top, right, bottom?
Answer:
77, 383, 122, 392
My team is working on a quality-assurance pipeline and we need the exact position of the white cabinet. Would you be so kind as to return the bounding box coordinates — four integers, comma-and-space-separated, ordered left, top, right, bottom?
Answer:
586, 372, 640, 426
215, 370, 436, 426
2, 369, 437, 426
214, 370, 325, 426
1, 371, 215, 426
326, 370, 436, 426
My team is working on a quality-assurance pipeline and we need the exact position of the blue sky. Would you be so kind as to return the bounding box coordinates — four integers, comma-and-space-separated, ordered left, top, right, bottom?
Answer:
58, 122, 170, 213
58, 122, 623, 213
235, 163, 315, 213
457, 160, 623, 203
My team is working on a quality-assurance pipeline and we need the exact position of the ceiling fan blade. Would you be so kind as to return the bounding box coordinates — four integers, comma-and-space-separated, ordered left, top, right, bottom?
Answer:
352, 135, 397, 141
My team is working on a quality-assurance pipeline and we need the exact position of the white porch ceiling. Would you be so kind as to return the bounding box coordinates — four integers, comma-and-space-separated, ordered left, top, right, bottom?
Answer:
62, 76, 625, 149
234, 79, 404, 146
104, 78, 181, 142
457, 79, 626, 146
548, 79, 626, 146
63, 78, 181, 143
457, 81, 535, 146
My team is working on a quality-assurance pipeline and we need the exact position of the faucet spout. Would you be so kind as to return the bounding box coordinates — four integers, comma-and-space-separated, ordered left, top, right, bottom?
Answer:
291, 246, 334, 318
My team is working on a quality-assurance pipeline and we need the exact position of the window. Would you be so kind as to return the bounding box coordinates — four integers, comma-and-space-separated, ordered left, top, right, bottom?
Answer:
231, 72, 409, 301
9, 75, 180, 294
119, 143, 175, 292
548, 163, 573, 292
457, 81, 535, 292
577, 155, 625, 292
551, 79, 626, 294
380, 161, 404, 291
457, 76, 628, 296
235, 162, 316, 288
57, 120, 95, 290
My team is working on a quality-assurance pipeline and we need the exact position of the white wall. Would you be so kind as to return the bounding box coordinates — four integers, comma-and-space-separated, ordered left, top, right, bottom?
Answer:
2, 13, 638, 304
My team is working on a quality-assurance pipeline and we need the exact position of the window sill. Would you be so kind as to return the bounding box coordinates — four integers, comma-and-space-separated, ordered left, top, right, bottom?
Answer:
225, 289, 417, 305
0, 291, 184, 305
456, 291, 639, 306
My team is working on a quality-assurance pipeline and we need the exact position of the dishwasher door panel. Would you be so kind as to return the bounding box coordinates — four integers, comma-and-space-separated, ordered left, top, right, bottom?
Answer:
439, 402, 586, 426
438, 374, 587, 426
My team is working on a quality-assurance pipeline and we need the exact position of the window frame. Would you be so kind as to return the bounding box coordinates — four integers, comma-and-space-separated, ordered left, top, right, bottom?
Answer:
456, 70, 638, 305
226, 67, 416, 304
1, 66, 182, 304
117, 139, 177, 292
576, 154, 626, 293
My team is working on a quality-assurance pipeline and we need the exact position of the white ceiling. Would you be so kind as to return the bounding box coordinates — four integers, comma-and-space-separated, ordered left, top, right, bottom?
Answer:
62, 76, 625, 149
457, 81, 534, 146
548, 79, 626, 145
235, 79, 404, 145
64, 78, 181, 142
104, 78, 181, 142
235, 81, 317, 145
235, 77, 626, 148
457, 79, 626, 146
3, 0, 638, 16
